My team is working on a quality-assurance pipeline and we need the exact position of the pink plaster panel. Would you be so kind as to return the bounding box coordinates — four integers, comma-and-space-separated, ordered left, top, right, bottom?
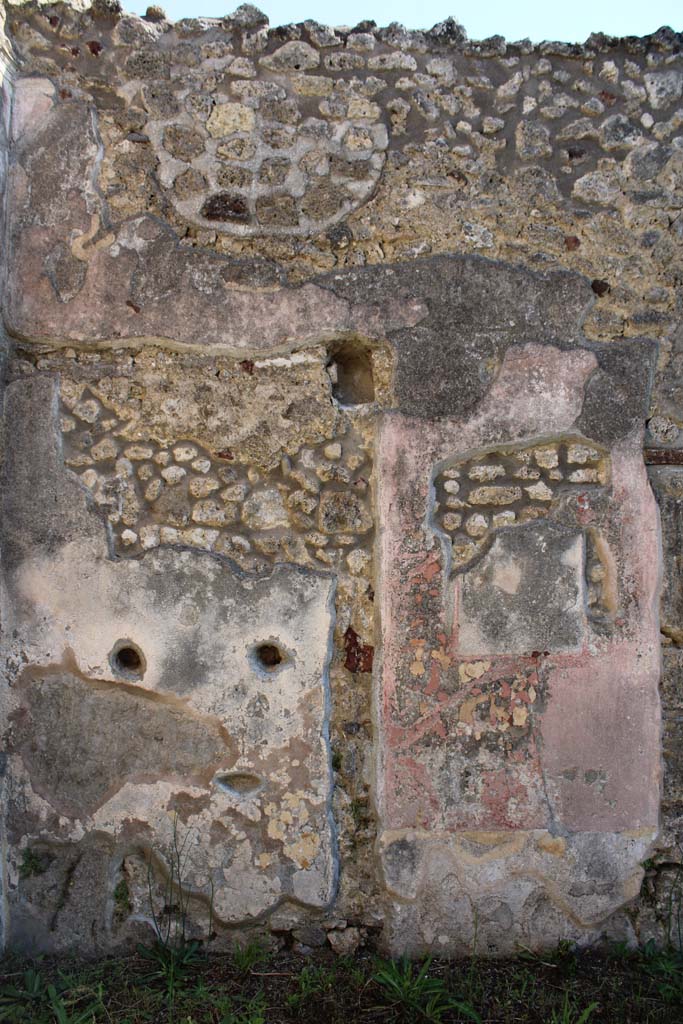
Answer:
539, 446, 661, 831
376, 349, 660, 838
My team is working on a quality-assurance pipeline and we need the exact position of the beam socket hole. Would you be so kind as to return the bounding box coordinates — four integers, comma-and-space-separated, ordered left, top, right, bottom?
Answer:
254, 643, 283, 671
327, 341, 375, 406
110, 640, 146, 678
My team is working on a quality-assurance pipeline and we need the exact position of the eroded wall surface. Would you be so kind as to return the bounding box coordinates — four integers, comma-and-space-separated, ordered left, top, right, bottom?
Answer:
0, 0, 682, 955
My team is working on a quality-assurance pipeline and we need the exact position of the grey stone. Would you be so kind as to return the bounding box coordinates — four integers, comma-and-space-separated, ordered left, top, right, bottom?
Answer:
163, 124, 205, 161
572, 170, 622, 205
577, 339, 657, 445
241, 487, 289, 528
516, 120, 553, 160
599, 114, 641, 150
624, 142, 671, 182
228, 4, 268, 28
293, 925, 327, 946
644, 70, 683, 109
304, 21, 342, 47
428, 17, 467, 45
327, 926, 361, 954
261, 41, 320, 71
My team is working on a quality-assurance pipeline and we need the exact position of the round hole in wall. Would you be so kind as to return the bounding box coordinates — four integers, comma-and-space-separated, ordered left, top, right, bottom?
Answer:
110, 639, 146, 678
255, 643, 283, 671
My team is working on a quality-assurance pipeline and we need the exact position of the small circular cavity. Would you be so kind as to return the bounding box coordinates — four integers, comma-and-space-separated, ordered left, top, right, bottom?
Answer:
110, 640, 146, 678
255, 643, 283, 671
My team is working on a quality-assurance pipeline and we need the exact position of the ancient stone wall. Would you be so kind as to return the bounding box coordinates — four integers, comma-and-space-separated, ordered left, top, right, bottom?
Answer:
0, 0, 682, 956
0, 2, 13, 955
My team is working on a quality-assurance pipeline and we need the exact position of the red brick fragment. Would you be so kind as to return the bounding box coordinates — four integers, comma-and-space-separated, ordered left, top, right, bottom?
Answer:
344, 626, 374, 673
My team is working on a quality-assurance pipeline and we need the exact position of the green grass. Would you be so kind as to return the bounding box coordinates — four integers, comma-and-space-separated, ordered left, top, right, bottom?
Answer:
1, 942, 683, 1023
372, 955, 481, 1022
17, 851, 50, 882
231, 940, 270, 977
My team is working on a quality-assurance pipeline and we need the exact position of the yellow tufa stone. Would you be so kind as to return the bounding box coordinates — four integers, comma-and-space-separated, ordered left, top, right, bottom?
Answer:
207, 103, 256, 138
458, 661, 491, 684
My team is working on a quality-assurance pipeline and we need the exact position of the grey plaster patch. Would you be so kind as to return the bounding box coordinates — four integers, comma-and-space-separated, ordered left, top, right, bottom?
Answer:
322, 255, 594, 421
458, 520, 585, 655
577, 338, 658, 445
11, 668, 237, 818
2, 375, 103, 572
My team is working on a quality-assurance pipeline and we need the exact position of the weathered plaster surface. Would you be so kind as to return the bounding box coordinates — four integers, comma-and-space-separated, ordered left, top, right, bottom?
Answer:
0, 0, 680, 956
374, 342, 661, 951
3, 375, 337, 951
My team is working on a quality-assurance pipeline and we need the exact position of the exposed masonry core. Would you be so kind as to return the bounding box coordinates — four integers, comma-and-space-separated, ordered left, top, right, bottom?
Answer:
60, 381, 375, 567
0, 0, 682, 959
432, 439, 611, 571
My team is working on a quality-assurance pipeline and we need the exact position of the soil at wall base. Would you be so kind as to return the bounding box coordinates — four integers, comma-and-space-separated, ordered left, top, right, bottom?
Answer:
0, 945, 682, 1022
